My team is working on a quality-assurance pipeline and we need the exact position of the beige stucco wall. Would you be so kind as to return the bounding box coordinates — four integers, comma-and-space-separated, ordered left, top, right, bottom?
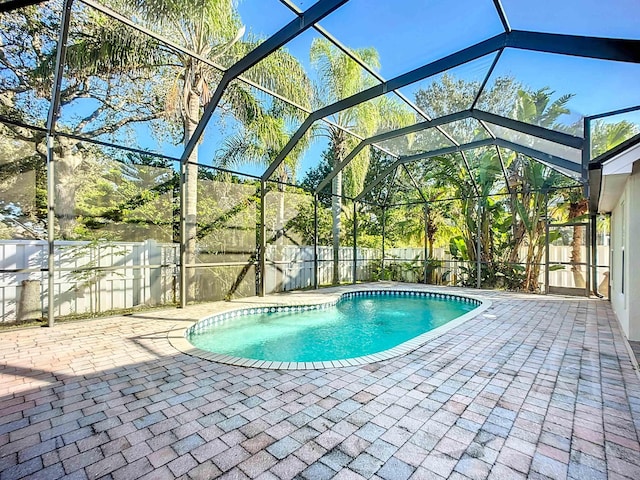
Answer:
610, 160, 640, 341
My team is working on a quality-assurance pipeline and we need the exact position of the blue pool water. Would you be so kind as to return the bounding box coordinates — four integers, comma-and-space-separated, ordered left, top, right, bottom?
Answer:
188, 292, 478, 362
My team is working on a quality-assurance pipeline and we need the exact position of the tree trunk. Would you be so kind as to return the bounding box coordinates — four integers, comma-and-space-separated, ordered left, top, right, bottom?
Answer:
332, 170, 342, 285
276, 175, 286, 248
184, 89, 200, 302
463, 200, 477, 262
17, 279, 41, 322
274, 177, 286, 291
528, 224, 546, 292
569, 199, 588, 288
523, 241, 537, 292
480, 203, 492, 263
427, 232, 435, 260
570, 225, 586, 288
54, 139, 84, 239
331, 134, 346, 286
507, 192, 526, 265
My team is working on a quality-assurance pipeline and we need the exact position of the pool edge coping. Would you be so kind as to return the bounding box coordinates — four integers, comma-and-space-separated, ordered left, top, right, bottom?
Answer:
167, 287, 492, 370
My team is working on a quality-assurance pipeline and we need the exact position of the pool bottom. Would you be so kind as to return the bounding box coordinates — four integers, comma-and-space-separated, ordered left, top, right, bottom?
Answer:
168, 287, 491, 369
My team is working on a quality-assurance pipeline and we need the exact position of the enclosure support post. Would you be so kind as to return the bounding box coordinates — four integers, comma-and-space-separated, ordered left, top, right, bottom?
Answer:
179, 160, 187, 308
544, 195, 550, 294
313, 194, 318, 290
586, 219, 591, 297
583, 117, 591, 296
352, 201, 357, 284
476, 204, 482, 289
43, 0, 74, 325
584, 117, 601, 297
582, 117, 591, 193
591, 213, 602, 297
381, 207, 386, 281
259, 180, 266, 297
46, 136, 56, 327
424, 204, 429, 284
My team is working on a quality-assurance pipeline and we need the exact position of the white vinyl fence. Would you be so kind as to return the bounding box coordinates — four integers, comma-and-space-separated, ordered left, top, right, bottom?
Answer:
261, 244, 610, 293
0, 240, 610, 323
264, 245, 380, 293
0, 240, 178, 323
383, 246, 610, 290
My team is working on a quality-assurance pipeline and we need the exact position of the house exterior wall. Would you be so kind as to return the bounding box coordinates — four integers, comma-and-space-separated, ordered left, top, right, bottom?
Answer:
610, 160, 640, 341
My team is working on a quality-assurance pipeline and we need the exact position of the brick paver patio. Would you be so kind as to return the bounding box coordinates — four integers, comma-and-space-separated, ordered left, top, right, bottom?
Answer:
1, 284, 639, 479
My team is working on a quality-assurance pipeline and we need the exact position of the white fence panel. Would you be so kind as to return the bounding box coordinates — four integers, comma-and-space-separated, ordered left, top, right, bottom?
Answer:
547, 245, 609, 289
265, 245, 381, 293
1, 239, 611, 322
0, 241, 47, 322
0, 240, 178, 323
384, 246, 610, 289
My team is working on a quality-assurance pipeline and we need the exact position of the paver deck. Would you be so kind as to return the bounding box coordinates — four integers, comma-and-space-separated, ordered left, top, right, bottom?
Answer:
1, 283, 639, 479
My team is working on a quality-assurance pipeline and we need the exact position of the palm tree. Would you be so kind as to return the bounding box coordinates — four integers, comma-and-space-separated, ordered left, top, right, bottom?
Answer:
139, 0, 311, 301
214, 94, 315, 294
504, 87, 577, 290
508, 156, 565, 290
60, 0, 313, 301
562, 119, 638, 288
411, 75, 520, 287
591, 120, 638, 158
515, 88, 576, 133
309, 38, 414, 284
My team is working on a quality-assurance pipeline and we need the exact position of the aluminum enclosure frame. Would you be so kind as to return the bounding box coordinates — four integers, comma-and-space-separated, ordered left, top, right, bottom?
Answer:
2, 0, 640, 315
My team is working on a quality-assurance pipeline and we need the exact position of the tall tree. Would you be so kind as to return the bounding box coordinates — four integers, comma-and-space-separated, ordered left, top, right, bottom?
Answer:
20, 0, 311, 300
562, 119, 639, 288
1, 4, 168, 238
413, 76, 519, 284
100, 0, 313, 301
591, 120, 639, 158
412, 78, 584, 290
503, 88, 577, 290
309, 38, 413, 284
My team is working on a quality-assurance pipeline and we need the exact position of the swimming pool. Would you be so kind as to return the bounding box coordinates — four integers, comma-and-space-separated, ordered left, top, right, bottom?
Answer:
184, 290, 488, 368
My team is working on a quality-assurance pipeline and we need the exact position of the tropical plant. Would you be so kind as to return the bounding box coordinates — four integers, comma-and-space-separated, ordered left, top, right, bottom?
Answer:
511, 158, 565, 290
591, 120, 639, 158
31, 0, 310, 300
499, 87, 582, 290
409, 77, 587, 290
114, 0, 312, 300
412, 76, 520, 285
309, 38, 415, 284
558, 119, 639, 287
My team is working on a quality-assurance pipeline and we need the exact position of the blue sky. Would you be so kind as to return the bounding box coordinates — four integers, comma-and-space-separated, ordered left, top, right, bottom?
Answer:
230, 0, 640, 180
53, 0, 639, 181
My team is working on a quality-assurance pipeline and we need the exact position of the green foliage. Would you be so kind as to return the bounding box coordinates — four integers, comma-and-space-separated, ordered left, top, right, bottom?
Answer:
73, 151, 177, 241
591, 119, 639, 158
309, 38, 415, 160
456, 262, 526, 290
299, 150, 334, 206
403, 80, 590, 291
4, 0, 640, 298
516, 88, 575, 131
369, 258, 419, 282
369, 256, 446, 284
449, 236, 468, 260
286, 199, 332, 246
